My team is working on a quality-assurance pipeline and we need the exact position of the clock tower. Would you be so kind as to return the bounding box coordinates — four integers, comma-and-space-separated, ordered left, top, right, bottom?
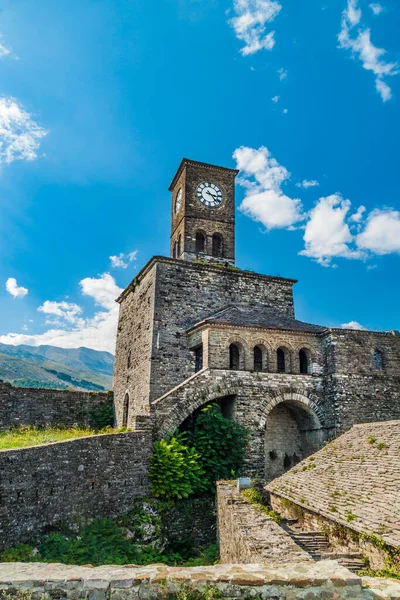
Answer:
169, 158, 239, 266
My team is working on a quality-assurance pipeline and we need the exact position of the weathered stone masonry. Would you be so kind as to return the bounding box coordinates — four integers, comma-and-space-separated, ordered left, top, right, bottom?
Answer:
113, 158, 400, 482
0, 381, 112, 431
0, 431, 151, 550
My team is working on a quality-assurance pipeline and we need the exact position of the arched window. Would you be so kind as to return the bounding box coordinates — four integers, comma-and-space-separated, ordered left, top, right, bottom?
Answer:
127, 350, 131, 369
254, 346, 263, 372
177, 235, 181, 257
195, 231, 205, 253
373, 349, 384, 370
299, 349, 309, 374
212, 233, 223, 257
277, 348, 286, 373
122, 393, 130, 428
230, 344, 240, 370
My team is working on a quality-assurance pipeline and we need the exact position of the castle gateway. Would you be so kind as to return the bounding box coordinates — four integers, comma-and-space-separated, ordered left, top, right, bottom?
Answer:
114, 159, 400, 480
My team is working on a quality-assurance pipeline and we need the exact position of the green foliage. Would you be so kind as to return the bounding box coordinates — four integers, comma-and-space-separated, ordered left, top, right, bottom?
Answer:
150, 435, 206, 500
187, 404, 250, 492
367, 435, 376, 444
0, 425, 127, 450
346, 509, 358, 522
359, 534, 400, 577
358, 568, 400, 580
89, 400, 115, 429
0, 544, 36, 562
1, 512, 219, 568
241, 487, 281, 523
150, 404, 249, 498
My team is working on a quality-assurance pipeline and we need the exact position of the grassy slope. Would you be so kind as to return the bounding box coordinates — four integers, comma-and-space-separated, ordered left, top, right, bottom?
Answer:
0, 347, 113, 391
0, 426, 125, 450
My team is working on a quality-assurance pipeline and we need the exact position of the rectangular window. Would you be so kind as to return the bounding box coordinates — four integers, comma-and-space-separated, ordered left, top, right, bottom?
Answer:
195, 345, 203, 372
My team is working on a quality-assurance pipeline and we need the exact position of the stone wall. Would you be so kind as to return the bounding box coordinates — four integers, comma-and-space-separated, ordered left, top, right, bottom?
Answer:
325, 373, 400, 433
114, 257, 297, 425
269, 495, 388, 571
0, 431, 151, 550
114, 266, 156, 422
2, 561, 396, 600
0, 381, 112, 431
325, 329, 400, 376
151, 368, 331, 477
217, 481, 312, 564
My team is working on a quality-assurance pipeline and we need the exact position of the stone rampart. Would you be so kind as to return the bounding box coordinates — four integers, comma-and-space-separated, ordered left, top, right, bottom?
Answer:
1, 561, 399, 599
0, 431, 151, 550
0, 381, 112, 431
217, 481, 312, 565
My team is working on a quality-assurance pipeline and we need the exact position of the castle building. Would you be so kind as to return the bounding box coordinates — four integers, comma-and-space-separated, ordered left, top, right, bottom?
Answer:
114, 159, 400, 480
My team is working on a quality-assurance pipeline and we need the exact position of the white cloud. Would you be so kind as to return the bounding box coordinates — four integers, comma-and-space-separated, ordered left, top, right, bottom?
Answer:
0, 273, 123, 353
38, 301, 83, 326
296, 179, 320, 189
233, 146, 304, 231
109, 250, 138, 269
229, 0, 282, 56
300, 194, 365, 266
271, 95, 280, 102
0, 97, 47, 164
356, 209, 400, 255
282, 108, 288, 114
0, 43, 11, 58
369, 3, 384, 15
338, 0, 398, 102
341, 320, 367, 330
5, 278, 28, 299
277, 67, 287, 80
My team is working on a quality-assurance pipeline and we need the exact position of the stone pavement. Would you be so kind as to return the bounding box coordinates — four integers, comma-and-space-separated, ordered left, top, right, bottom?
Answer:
0, 561, 400, 599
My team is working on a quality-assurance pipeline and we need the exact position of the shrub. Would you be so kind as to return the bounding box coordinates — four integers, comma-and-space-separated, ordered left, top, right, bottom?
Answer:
89, 399, 114, 429
187, 404, 250, 492
150, 435, 205, 500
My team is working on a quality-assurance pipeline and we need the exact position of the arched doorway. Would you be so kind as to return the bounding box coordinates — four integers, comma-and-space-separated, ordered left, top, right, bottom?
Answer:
264, 399, 324, 481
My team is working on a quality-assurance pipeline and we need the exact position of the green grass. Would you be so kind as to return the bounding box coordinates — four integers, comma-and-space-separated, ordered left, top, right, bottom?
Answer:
0, 425, 128, 450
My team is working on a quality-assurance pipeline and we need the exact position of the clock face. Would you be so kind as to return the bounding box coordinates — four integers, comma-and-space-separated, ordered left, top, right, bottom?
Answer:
175, 188, 182, 214
196, 182, 223, 208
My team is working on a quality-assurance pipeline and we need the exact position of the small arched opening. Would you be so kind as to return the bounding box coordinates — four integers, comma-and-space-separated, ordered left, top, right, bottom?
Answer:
177, 234, 182, 257
373, 349, 384, 370
212, 233, 223, 257
173, 242, 177, 259
264, 399, 325, 481
122, 393, 130, 428
299, 348, 311, 374
195, 231, 206, 254
127, 350, 131, 369
253, 346, 263, 372
229, 342, 245, 370
277, 347, 291, 373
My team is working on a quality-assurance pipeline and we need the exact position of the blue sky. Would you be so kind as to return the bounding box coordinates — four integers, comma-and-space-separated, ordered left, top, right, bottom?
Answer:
0, 0, 399, 353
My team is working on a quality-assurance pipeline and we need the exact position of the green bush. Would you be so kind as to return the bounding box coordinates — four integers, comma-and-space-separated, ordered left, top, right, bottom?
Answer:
89, 400, 115, 430
150, 435, 206, 500
187, 404, 250, 492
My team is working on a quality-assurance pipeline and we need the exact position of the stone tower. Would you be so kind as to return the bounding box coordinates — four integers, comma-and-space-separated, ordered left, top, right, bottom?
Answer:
169, 159, 239, 266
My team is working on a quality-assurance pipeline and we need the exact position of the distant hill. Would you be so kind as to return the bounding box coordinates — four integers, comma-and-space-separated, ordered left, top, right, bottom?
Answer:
0, 343, 114, 391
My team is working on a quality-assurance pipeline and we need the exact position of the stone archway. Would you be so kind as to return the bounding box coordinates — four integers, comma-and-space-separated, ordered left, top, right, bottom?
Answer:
260, 393, 326, 481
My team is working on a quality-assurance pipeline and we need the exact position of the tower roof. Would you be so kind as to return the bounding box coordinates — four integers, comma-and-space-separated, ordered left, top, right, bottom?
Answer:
168, 158, 239, 191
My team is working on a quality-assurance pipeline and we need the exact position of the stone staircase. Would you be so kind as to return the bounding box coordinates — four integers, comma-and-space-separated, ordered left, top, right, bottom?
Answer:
283, 522, 366, 573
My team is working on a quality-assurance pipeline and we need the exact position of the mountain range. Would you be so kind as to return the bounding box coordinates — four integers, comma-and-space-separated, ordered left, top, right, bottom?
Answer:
0, 343, 114, 391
